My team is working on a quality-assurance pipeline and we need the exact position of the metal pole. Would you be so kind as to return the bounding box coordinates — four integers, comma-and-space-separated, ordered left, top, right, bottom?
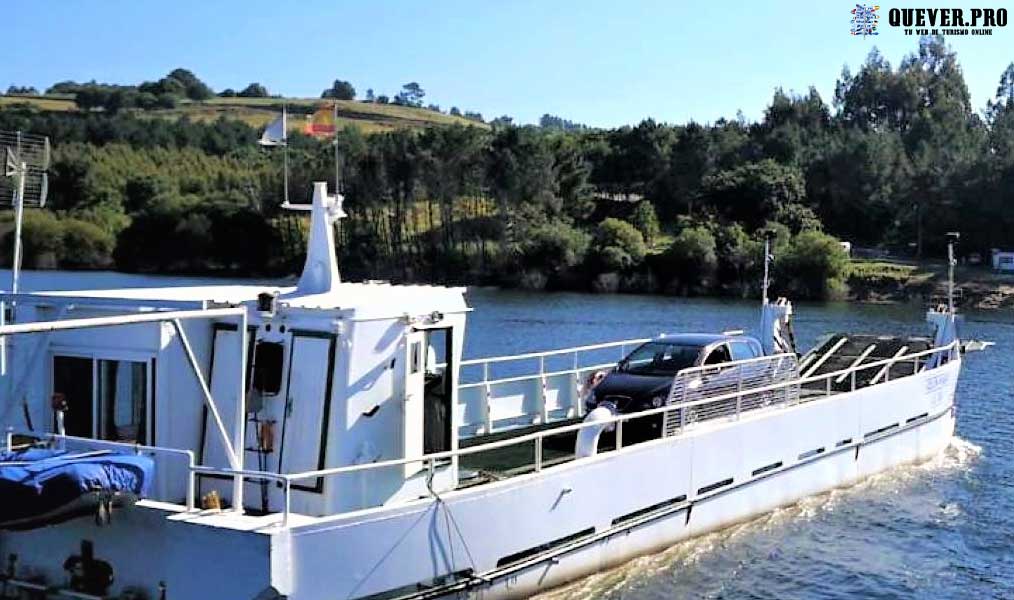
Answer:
282, 104, 290, 205
0, 306, 243, 336
333, 102, 340, 194
947, 236, 956, 313
233, 311, 247, 513
10, 161, 25, 315
762, 234, 771, 305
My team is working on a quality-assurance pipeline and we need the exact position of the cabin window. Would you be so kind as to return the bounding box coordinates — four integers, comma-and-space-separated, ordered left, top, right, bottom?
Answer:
53, 355, 152, 445
252, 341, 284, 395
53, 356, 95, 439
97, 360, 148, 443
411, 340, 422, 375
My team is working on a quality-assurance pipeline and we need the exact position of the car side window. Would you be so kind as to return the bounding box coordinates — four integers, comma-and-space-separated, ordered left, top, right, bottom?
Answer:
703, 344, 731, 365
730, 341, 756, 361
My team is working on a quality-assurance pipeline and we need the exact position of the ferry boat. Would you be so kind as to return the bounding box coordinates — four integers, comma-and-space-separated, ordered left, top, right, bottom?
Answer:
0, 181, 981, 599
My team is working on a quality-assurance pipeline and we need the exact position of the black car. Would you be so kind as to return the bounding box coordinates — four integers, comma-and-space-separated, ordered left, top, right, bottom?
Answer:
585, 333, 763, 442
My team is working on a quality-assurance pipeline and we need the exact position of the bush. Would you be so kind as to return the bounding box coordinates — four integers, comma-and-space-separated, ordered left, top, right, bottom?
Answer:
777, 230, 849, 299
662, 225, 717, 293
714, 223, 761, 294
592, 218, 647, 272
238, 83, 269, 98
630, 201, 660, 245
519, 222, 590, 274
60, 218, 115, 268
11, 212, 64, 267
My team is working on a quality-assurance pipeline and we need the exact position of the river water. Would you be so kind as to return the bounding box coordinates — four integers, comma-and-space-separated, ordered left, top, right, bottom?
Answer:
7, 272, 1013, 599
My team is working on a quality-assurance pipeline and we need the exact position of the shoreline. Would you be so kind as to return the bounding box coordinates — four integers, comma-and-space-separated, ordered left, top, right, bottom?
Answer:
4, 264, 1012, 311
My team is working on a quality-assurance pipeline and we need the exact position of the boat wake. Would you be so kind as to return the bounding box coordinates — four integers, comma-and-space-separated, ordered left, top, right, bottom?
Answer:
535, 437, 981, 600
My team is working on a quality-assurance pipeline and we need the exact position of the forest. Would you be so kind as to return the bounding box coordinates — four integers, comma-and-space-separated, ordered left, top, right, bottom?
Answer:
1, 37, 1012, 300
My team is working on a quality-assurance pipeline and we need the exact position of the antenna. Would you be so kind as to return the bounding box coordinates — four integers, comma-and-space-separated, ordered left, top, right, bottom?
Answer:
0, 130, 51, 376
1, 131, 50, 299
761, 229, 776, 305
946, 231, 959, 313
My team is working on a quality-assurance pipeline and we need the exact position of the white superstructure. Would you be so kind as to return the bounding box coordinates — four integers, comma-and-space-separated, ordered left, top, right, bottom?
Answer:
0, 182, 973, 600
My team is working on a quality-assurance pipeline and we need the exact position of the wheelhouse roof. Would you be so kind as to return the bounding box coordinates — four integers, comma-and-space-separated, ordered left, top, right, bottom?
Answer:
16, 280, 469, 318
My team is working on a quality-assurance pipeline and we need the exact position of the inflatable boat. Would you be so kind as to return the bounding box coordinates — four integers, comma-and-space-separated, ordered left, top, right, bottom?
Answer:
0, 447, 154, 530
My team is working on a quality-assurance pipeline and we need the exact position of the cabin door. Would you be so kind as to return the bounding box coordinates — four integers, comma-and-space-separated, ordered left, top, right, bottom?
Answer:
199, 325, 252, 504
277, 332, 335, 493
402, 330, 427, 476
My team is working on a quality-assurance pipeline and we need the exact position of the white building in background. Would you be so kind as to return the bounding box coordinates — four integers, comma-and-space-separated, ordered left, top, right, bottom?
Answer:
991, 249, 1014, 272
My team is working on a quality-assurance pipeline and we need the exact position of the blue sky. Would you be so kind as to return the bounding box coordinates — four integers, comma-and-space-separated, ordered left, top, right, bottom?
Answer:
7, 1, 1013, 127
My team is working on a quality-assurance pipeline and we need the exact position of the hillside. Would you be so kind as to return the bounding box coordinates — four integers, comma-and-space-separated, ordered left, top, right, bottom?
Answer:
0, 94, 488, 134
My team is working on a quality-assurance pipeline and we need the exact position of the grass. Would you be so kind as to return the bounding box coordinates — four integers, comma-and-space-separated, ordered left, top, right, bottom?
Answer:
0, 94, 488, 134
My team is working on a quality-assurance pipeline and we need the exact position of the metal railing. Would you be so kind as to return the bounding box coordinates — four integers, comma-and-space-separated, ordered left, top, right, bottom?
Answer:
458, 338, 651, 435
11, 341, 957, 529
185, 340, 958, 527
663, 353, 800, 435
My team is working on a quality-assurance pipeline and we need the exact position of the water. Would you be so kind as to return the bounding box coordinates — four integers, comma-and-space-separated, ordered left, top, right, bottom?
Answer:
8, 272, 1014, 599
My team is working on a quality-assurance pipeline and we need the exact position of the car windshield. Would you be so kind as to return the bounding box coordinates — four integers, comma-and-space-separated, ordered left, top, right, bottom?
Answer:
619, 342, 701, 376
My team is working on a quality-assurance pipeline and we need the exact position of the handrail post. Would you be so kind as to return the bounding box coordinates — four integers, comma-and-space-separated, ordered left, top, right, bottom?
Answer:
482, 362, 492, 435
538, 356, 547, 424
534, 436, 543, 472
282, 478, 291, 528
850, 370, 856, 392
186, 453, 196, 511
825, 375, 831, 397
616, 419, 624, 449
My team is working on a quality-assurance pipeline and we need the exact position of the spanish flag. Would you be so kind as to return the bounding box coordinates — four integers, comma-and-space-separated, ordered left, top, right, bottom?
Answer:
305, 104, 337, 137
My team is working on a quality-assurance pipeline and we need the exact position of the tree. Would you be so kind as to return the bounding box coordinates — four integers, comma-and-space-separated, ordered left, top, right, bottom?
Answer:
321, 79, 355, 100
592, 218, 647, 271
219, 88, 237, 97
777, 230, 849, 299
238, 83, 269, 98
74, 84, 112, 110
165, 68, 213, 100
662, 225, 718, 293
630, 201, 660, 245
365, 88, 375, 102
5, 85, 38, 95
376, 94, 390, 104
61, 218, 115, 268
395, 82, 424, 107
700, 160, 806, 231
449, 106, 461, 117
518, 222, 590, 275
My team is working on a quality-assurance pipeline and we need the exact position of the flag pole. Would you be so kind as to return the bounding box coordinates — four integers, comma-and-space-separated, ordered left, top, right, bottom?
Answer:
282, 104, 289, 205
332, 101, 340, 194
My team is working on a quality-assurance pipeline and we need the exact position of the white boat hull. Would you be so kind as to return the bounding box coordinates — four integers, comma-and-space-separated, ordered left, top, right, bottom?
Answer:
0, 360, 959, 599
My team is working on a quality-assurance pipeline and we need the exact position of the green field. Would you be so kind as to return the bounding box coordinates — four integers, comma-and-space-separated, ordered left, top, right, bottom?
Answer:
0, 94, 488, 134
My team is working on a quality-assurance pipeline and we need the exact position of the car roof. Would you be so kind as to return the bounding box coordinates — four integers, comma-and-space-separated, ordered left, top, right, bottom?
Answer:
652, 333, 758, 347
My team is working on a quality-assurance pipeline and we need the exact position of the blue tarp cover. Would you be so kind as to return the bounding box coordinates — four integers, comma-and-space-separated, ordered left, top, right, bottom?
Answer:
0, 447, 154, 524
